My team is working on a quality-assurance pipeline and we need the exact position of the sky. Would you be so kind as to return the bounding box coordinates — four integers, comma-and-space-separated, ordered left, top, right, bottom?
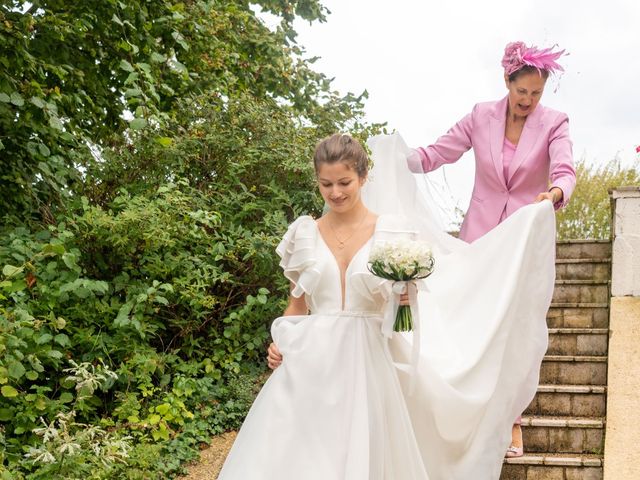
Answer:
287, 0, 640, 222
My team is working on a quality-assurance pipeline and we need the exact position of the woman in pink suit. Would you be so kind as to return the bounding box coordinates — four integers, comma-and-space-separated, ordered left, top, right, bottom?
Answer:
407, 41, 576, 457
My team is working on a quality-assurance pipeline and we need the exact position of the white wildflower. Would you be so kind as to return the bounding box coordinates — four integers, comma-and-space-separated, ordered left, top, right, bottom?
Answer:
63, 360, 118, 399
24, 447, 56, 464
59, 441, 82, 455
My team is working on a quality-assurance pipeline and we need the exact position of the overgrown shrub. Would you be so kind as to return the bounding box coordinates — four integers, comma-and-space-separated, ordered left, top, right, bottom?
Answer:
0, 175, 314, 477
556, 157, 640, 239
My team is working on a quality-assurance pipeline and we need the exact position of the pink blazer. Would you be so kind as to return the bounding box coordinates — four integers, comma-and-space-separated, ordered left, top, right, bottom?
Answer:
411, 96, 576, 242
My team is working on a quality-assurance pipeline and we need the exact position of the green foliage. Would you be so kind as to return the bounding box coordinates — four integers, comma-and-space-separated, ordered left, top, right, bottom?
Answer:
0, 177, 302, 477
22, 410, 131, 480
0, 0, 372, 223
556, 158, 640, 240
83, 92, 325, 208
0, 0, 382, 477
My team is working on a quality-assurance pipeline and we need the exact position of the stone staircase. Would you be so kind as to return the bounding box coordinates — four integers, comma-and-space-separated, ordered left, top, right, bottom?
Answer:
501, 240, 611, 480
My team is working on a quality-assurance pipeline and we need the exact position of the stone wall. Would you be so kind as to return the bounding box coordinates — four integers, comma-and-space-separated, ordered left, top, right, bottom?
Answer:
604, 187, 640, 479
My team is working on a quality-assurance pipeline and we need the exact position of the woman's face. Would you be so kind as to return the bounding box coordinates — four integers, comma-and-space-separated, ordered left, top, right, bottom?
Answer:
504, 71, 547, 119
316, 161, 365, 213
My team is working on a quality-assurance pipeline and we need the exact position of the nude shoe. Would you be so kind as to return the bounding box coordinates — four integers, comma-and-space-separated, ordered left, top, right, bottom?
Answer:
505, 445, 524, 458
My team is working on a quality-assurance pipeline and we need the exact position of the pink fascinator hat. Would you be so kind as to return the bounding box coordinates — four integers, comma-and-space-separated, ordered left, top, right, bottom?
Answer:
501, 41, 566, 76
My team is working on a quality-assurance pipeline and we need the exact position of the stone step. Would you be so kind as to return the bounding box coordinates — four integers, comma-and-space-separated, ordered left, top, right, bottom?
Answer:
501, 453, 603, 480
521, 416, 605, 455
551, 281, 609, 304
525, 385, 606, 417
540, 356, 607, 386
555, 258, 611, 282
556, 240, 611, 260
547, 328, 609, 356
547, 304, 609, 329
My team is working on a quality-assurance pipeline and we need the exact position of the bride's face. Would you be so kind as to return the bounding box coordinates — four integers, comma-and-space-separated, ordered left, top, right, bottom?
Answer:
317, 161, 366, 213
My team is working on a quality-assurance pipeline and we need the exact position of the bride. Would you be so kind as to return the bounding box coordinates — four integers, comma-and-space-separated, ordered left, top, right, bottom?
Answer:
217, 132, 555, 479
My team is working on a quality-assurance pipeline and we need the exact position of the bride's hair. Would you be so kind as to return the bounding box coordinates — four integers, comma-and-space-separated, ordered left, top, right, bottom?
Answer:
313, 133, 368, 178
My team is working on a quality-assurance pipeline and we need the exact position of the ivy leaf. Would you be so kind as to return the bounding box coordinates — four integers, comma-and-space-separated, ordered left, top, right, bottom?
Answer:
171, 31, 189, 51
25, 371, 39, 381
154, 295, 168, 305
59, 392, 74, 403
155, 403, 170, 415
10, 92, 24, 106
47, 350, 64, 359
148, 414, 161, 424
49, 116, 64, 130
124, 88, 142, 98
7, 279, 27, 293
2, 265, 23, 277
130, 118, 147, 130
62, 253, 79, 270
8, 361, 26, 380
114, 302, 133, 327
119, 59, 135, 72
1, 386, 18, 398
36, 333, 53, 345
74, 287, 91, 298
30, 97, 45, 108
150, 52, 167, 63
42, 243, 65, 255
54, 334, 70, 346
124, 72, 139, 85
38, 143, 51, 157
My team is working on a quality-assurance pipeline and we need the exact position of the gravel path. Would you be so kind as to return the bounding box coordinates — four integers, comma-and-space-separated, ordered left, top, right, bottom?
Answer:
178, 431, 237, 480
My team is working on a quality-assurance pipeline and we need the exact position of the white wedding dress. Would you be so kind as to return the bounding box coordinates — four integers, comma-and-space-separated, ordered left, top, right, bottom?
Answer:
217, 133, 555, 480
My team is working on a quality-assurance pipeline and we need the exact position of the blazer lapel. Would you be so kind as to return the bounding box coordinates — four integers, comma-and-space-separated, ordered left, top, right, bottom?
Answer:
507, 104, 544, 184
489, 97, 508, 188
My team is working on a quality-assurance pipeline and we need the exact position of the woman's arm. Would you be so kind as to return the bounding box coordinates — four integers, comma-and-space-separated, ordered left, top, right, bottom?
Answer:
547, 114, 576, 209
282, 289, 308, 316
267, 283, 308, 369
408, 105, 476, 174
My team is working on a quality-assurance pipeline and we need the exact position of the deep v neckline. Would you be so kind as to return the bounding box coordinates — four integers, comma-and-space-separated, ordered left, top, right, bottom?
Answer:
315, 218, 378, 310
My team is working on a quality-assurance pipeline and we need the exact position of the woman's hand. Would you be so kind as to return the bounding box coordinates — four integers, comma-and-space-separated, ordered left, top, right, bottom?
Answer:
399, 293, 410, 306
534, 187, 563, 204
267, 342, 282, 370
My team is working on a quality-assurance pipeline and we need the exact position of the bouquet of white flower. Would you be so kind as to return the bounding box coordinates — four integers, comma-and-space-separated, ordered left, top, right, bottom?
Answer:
368, 239, 435, 332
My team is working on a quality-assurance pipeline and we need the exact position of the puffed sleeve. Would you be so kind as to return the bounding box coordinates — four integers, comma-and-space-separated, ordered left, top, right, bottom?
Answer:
275, 216, 322, 298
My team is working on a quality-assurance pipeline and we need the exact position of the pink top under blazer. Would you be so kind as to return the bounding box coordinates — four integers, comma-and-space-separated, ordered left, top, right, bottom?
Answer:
410, 96, 576, 243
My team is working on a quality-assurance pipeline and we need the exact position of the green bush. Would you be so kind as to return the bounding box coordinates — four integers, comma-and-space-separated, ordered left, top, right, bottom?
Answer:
0, 175, 308, 477
1, 1, 382, 477
557, 157, 640, 239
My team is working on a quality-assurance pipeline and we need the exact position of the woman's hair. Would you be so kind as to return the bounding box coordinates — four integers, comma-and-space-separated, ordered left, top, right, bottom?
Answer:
507, 65, 550, 83
313, 133, 369, 178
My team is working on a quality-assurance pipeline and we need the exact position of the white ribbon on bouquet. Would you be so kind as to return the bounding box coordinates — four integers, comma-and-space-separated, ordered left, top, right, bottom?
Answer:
382, 279, 428, 394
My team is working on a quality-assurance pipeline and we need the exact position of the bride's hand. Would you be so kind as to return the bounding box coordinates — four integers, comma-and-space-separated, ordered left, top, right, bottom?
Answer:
267, 342, 283, 370
399, 293, 410, 306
